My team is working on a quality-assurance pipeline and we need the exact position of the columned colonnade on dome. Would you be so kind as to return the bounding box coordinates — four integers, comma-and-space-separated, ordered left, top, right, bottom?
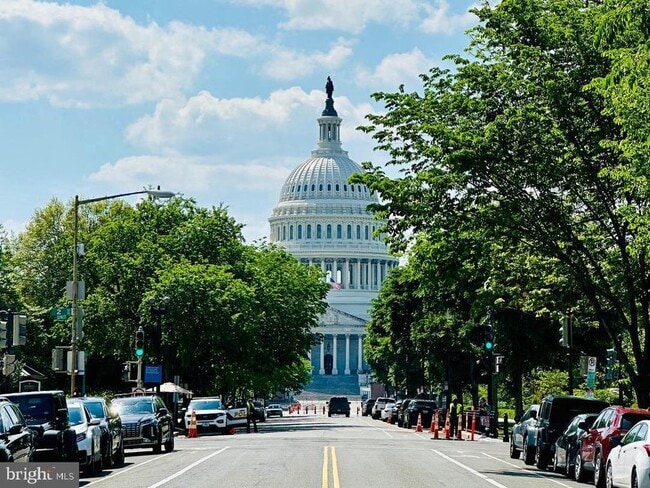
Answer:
300, 257, 398, 290
309, 331, 367, 376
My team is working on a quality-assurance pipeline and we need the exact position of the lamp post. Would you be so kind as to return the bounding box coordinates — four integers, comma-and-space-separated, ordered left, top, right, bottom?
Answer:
70, 188, 175, 397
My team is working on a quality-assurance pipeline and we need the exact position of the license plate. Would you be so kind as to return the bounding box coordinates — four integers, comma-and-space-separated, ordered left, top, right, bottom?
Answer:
422, 410, 429, 414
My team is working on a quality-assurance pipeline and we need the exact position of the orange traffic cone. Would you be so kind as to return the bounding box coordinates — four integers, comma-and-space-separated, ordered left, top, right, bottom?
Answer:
416, 412, 423, 432
431, 411, 439, 439
444, 411, 451, 439
187, 409, 198, 438
456, 412, 463, 440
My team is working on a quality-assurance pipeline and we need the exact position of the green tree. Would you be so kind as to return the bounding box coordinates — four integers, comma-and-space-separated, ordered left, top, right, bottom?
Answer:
355, 0, 650, 405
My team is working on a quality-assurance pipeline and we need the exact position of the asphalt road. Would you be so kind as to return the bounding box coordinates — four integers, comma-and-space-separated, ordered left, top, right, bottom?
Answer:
80, 413, 593, 488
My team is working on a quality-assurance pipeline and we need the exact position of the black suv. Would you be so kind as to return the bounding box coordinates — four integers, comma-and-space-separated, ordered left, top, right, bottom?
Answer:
111, 394, 174, 453
327, 396, 351, 417
524, 394, 609, 470
2, 390, 77, 461
79, 396, 125, 467
0, 396, 36, 462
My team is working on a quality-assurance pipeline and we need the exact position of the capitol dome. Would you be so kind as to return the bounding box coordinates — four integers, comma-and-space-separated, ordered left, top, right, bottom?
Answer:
269, 84, 398, 320
269, 78, 398, 396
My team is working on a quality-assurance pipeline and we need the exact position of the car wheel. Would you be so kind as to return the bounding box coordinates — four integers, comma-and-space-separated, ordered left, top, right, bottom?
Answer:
565, 449, 574, 478
523, 438, 535, 465
509, 436, 520, 459
114, 439, 125, 466
574, 452, 585, 482
606, 462, 614, 488
153, 431, 162, 454
535, 444, 548, 470
594, 451, 605, 488
102, 434, 113, 468
164, 429, 175, 452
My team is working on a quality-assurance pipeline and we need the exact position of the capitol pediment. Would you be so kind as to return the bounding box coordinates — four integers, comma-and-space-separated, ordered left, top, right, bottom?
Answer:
318, 305, 367, 327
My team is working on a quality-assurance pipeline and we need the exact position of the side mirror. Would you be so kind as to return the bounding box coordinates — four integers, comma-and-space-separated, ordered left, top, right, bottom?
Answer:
8, 424, 23, 435
531, 411, 537, 419
158, 408, 169, 416
56, 408, 69, 424
89, 418, 101, 426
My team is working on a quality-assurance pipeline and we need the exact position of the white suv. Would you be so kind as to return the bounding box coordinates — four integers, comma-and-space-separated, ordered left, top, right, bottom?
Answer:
371, 397, 394, 420
183, 397, 247, 434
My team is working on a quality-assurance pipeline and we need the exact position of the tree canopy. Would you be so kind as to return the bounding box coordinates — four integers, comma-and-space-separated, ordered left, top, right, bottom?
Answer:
356, 0, 650, 406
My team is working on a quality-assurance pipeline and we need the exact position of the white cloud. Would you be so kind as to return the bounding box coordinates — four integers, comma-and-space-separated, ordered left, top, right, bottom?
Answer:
355, 48, 434, 92
230, 0, 421, 33
124, 87, 376, 153
0, 1, 272, 107
262, 38, 354, 80
419, 1, 478, 35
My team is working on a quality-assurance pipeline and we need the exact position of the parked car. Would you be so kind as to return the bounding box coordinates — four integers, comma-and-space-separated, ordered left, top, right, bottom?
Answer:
327, 396, 351, 417
397, 399, 412, 428
575, 405, 650, 485
78, 396, 124, 468
265, 404, 283, 418
553, 412, 598, 477
371, 397, 394, 420
390, 400, 403, 424
0, 396, 36, 462
3, 390, 77, 462
184, 397, 232, 434
362, 399, 375, 417
403, 399, 438, 429
524, 395, 609, 470
67, 400, 102, 475
111, 394, 174, 453
510, 404, 540, 459
605, 419, 650, 488
381, 401, 396, 421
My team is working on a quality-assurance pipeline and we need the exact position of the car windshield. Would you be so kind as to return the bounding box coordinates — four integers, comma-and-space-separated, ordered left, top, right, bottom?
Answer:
188, 400, 223, 410
268, 405, 281, 409
412, 401, 437, 409
6, 395, 53, 423
84, 401, 104, 419
112, 400, 155, 415
67, 406, 85, 426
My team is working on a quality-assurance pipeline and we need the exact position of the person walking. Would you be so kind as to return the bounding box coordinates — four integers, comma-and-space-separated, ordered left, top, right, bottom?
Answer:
449, 398, 459, 438
247, 398, 258, 433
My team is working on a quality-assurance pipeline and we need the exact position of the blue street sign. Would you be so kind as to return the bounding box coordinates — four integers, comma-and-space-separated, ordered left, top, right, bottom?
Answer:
144, 364, 162, 384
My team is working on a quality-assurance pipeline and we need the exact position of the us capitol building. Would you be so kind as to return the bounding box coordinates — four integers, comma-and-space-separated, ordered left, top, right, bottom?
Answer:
268, 79, 399, 397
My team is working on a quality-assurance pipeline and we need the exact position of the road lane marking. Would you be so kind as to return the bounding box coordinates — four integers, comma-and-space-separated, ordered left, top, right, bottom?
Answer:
482, 452, 574, 487
146, 447, 230, 488
322, 446, 340, 488
432, 449, 508, 488
86, 454, 169, 485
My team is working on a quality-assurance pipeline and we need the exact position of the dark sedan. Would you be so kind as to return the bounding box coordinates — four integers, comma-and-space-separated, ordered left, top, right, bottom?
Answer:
0, 397, 35, 462
403, 400, 438, 429
553, 412, 598, 478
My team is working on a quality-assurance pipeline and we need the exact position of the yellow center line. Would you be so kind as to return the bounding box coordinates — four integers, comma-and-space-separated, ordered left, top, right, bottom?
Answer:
322, 446, 341, 488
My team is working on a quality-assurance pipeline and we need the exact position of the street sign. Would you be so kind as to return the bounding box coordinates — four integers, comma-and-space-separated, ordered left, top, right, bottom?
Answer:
144, 364, 162, 384
586, 356, 597, 388
50, 307, 71, 320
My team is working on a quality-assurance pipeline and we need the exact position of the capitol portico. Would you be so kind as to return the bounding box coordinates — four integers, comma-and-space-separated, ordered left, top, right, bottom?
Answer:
268, 79, 398, 396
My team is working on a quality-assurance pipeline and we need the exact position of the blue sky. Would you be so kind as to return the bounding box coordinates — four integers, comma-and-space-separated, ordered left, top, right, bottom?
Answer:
1, 0, 484, 243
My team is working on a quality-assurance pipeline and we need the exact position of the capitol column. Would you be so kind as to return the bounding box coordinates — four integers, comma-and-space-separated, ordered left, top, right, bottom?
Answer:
343, 258, 349, 289
344, 334, 350, 375
332, 334, 338, 375
354, 260, 361, 289
319, 339, 325, 375
375, 260, 380, 289
357, 335, 363, 371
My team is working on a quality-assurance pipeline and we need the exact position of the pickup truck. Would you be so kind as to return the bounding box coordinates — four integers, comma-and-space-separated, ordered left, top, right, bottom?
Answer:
523, 394, 609, 470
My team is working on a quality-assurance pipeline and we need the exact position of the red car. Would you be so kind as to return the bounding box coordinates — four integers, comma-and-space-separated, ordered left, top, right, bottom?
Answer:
575, 405, 650, 486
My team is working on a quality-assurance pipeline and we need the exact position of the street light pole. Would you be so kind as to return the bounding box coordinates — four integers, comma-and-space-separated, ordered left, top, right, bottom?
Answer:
69, 188, 175, 397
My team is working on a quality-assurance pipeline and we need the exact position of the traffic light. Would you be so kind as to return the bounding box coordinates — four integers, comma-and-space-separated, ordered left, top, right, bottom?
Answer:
559, 317, 569, 348
135, 327, 145, 357
0, 316, 7, 348
484, 323, 494, 350
606, 348, 617, 380
12, 314, 27, 347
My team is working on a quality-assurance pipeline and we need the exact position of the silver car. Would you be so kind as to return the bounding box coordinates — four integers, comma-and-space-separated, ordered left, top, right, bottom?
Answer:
67, 400, 102, 475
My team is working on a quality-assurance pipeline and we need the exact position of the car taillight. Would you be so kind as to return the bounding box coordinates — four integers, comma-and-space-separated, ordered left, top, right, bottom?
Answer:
643, 445, 650, 456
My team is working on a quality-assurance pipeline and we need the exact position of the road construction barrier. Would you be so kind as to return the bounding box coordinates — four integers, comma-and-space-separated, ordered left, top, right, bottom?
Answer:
187, 409, 198, 438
